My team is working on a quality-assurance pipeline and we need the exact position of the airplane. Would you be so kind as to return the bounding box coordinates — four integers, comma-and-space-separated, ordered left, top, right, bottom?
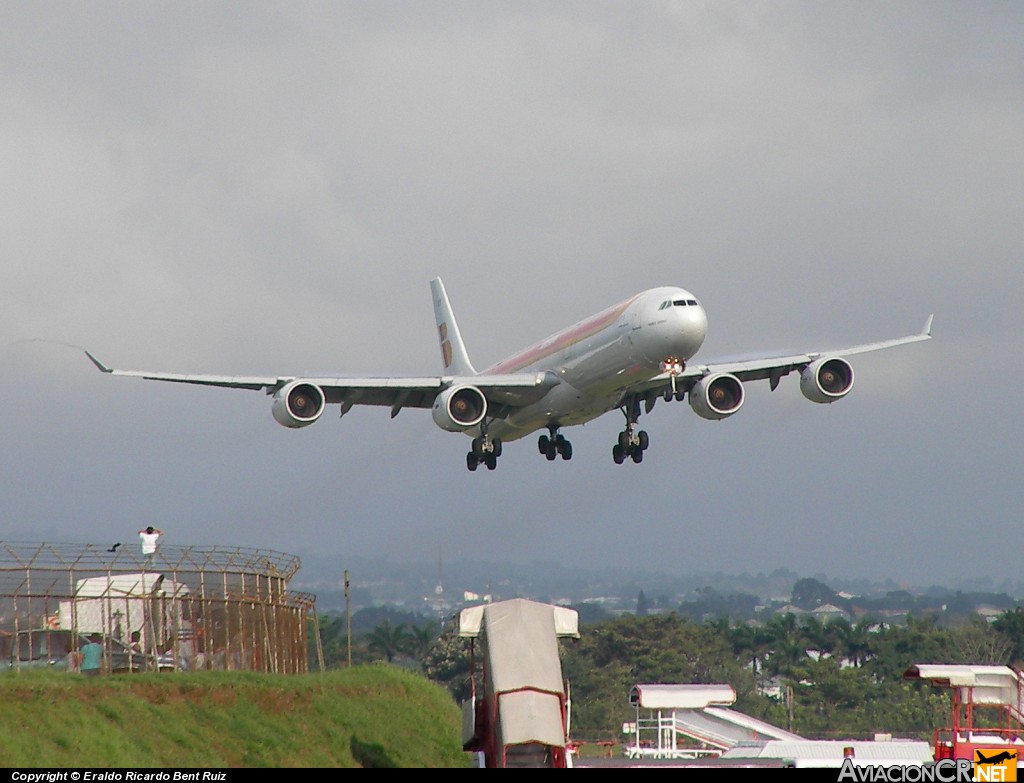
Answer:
976, 751, 1016, 765
84, 278, 933, 471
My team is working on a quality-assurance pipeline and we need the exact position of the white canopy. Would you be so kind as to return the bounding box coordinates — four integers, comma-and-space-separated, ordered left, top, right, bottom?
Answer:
904, 664, 1022, 707
630, 683, 736, 710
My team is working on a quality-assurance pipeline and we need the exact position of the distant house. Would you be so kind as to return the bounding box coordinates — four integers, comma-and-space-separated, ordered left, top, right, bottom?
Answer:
975, 606, 1004, 623
811, 604, 850, 623
774, 605, 808, 617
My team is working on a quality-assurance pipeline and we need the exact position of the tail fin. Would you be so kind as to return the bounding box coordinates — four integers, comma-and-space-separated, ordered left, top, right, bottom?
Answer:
431, 278, 478, 376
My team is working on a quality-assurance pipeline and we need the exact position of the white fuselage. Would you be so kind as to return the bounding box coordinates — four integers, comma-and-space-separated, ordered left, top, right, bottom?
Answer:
477, 287, 708, 441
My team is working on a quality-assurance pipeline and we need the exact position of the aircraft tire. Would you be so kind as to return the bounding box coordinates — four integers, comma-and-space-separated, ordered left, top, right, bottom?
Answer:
467, 452, 479, 471
538, 434, 549, 454
485, 455, 497, 470
631, 447, 644, 464
493, 439, 503, 457
638, 430, 649, 451
612, 444, 626, 464
561, 441, 573, 460
545, 442, 558, 461
618, 431, 630, 450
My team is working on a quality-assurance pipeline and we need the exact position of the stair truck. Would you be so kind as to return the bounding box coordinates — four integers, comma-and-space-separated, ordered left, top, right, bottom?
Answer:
459, 598, 580, 768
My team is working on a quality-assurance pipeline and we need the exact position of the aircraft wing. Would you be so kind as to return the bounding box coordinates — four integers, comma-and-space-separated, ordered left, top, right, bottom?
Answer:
84, 351, 554, 416
635, 315, 933, 395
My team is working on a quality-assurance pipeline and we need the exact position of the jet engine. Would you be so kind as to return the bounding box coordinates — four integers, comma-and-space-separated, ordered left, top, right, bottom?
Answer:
272, 380, 326, 428
800, 357, 854, 403
431, 385, 487, 432
689, 373, 744, 420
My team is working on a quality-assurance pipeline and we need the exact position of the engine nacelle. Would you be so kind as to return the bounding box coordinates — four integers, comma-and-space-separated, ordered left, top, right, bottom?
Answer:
689, 373, 744, 420
431, 385, 487, 432
800, 357, 854, 403
272, 380, 326, 428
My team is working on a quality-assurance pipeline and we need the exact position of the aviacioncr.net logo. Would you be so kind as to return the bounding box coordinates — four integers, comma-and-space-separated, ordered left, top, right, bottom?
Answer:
837, 759, 973, 782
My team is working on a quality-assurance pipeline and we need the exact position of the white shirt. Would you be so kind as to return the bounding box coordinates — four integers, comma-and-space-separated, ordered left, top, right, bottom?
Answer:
140, 532, 160, 554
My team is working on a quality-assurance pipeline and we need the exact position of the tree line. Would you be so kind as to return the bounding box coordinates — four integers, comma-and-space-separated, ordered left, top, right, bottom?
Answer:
315, 600, 1024, 743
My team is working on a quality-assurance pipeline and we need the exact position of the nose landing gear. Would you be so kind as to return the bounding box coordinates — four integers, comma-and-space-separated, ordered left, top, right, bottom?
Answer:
660, 356, 687, 402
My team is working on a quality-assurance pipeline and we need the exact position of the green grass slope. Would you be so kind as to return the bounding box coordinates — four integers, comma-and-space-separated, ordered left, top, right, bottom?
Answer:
0, 665, 470, 768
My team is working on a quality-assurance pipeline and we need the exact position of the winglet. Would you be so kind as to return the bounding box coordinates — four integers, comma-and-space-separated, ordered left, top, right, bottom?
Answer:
430, 278, 478, 376
922, 314, 934, 337
84, 350, 113, 373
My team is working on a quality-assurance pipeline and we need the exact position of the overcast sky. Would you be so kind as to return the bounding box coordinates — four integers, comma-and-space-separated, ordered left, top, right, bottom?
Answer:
2, 2, 1021, 592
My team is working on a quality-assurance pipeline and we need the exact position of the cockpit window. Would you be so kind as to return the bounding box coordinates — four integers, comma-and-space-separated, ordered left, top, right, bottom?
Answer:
672, 299, 687, 307
659, 300, 670, 310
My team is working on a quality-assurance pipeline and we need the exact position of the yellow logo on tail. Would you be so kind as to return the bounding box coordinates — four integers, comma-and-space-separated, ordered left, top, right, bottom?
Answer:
438, 323, 452, 369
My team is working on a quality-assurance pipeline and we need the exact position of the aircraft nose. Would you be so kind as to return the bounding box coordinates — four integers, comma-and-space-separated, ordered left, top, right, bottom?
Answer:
677, 305, 707, 355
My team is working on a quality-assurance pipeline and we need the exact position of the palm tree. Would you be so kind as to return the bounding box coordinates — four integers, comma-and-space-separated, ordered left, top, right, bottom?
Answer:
724, 620, 774, 692
764, 612, 807, 679
832, 617, 875, 668
366, 620, 411, 663
406, 622, 439, 664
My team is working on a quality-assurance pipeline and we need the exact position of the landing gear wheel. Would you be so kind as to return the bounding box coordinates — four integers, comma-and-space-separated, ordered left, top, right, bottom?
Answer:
618, 431, 630, 450
472, 438, 486, 457
561, 441, 573, 460
612, 444, 626, 464
631, 447, 644, 464
538, 434, 549, 454
485, 454, 497, 470
467, 452, 479, 471
545, 441, 558, 461
637, 430, 649, 451
492, 439, 503, 457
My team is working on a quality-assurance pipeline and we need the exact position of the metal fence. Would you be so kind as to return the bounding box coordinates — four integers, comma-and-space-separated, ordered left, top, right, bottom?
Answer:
0, 541, 317, 674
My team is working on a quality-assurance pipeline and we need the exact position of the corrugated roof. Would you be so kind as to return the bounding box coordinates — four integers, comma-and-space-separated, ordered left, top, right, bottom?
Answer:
722, 740, 934, 767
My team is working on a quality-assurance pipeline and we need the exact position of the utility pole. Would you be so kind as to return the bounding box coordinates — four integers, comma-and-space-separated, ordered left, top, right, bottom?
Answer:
344, 570, 352, 668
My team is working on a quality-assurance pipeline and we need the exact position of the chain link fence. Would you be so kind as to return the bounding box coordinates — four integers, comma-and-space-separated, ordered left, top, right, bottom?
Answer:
0, 541, 317, 674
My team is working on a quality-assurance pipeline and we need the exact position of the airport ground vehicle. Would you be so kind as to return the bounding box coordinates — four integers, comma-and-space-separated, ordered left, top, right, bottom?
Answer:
1, 629, 152, 673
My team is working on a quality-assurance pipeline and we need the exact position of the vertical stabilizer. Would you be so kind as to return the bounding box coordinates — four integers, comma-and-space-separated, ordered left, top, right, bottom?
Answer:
431, 278, 478, 376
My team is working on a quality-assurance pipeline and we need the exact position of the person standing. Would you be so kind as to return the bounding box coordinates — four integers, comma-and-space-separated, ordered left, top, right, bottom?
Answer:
80, 635, 103, 677
138, 526, 162, 565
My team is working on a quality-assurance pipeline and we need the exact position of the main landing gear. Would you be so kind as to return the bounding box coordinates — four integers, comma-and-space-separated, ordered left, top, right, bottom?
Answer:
538, 426, 573, 462
612, 398, 649, 465
466, 435, 502, 471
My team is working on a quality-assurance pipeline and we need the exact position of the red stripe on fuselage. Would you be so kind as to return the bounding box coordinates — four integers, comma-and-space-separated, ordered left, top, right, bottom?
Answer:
484, 294, 640, 374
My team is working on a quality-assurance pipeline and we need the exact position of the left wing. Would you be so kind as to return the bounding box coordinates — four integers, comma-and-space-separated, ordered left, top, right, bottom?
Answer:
686, 314, 933, 388
628, 315, 933, 415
